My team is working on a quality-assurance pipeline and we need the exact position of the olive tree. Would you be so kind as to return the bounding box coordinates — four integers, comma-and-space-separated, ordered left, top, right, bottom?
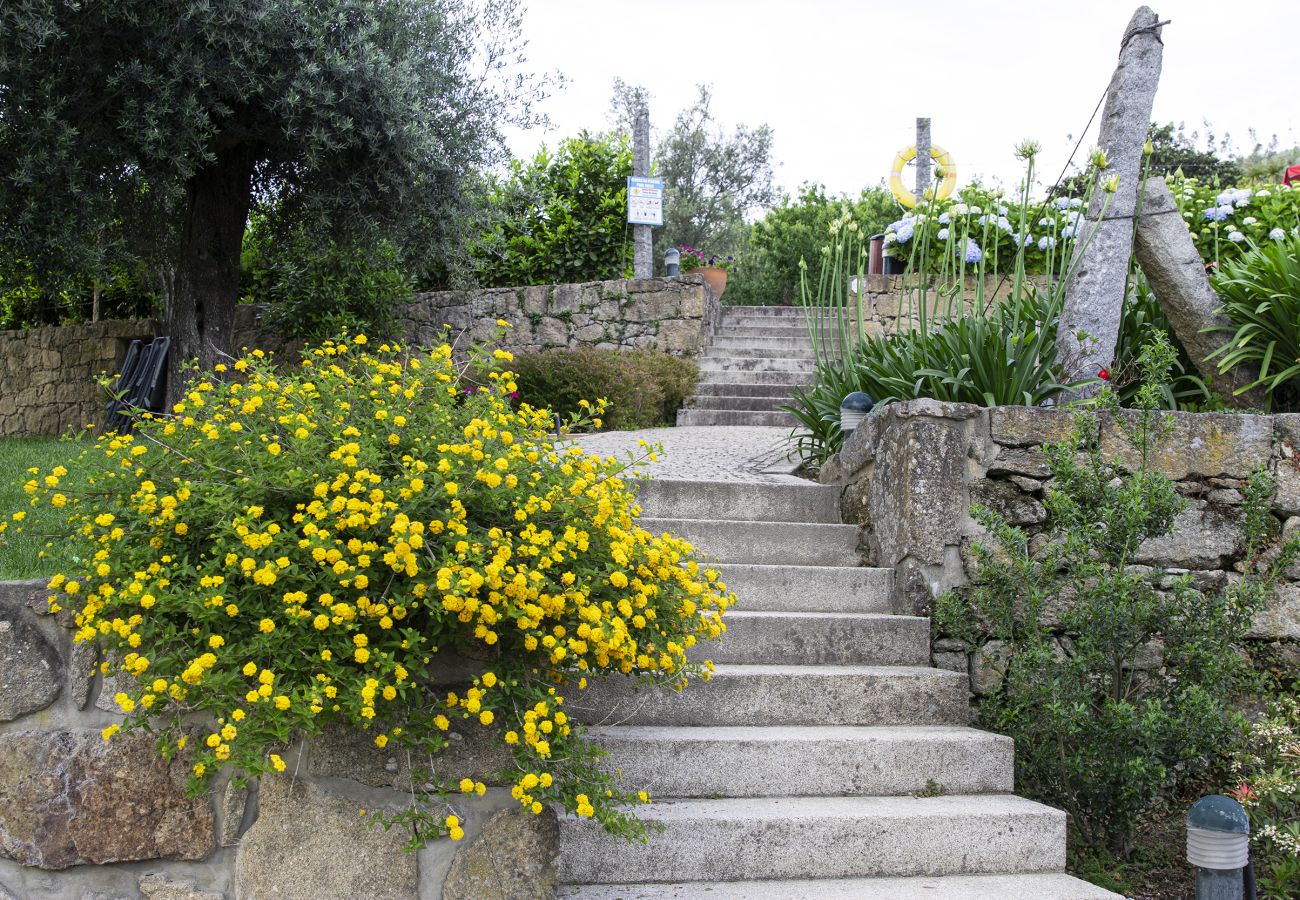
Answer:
0, 0, 547, 381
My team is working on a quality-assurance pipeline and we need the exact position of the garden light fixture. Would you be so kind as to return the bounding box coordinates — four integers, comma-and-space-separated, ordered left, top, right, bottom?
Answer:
664, 248, 680, 277
1186, 794, 1253, 900
839, 392, 874, 434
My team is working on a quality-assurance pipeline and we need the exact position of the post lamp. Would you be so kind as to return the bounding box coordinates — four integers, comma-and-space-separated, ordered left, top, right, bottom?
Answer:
839, 392, 874, 434
664, 248, 680, 277
1186, 795, 1253, 900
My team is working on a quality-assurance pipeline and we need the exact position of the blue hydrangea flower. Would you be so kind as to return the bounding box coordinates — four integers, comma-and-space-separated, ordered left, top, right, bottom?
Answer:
1227, 231, 1246, 243
1269, 227, 1286, 241
937, 228, 950, 241
1242, 217, 1257, 226
893, 218, 916, 243
1070, 198, 1083, 209
953, 204, 969, 215
1054, 197, 1071, 210
1037, 236, 1057, 251
964, 239, 983, 263
938, 213, 951, 225
998, 206, 1009, 216
996, 216, 1014, 234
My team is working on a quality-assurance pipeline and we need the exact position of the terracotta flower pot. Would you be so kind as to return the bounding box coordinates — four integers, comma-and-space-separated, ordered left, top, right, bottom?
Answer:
696, 266, 728, 300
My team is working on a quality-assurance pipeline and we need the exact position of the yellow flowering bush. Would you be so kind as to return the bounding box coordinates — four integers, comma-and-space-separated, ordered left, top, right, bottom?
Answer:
16, 334, 732, 843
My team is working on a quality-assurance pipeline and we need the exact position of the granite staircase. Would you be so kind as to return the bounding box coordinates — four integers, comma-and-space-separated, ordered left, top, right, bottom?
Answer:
677, 305, 824, 428
557, 478, 1119, 899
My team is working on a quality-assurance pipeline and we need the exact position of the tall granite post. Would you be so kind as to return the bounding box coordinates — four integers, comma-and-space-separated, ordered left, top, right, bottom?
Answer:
915, 117, 931, 204
1056, 6, 1165, 390
632, 108, 653, 279
1134, 176, 1266, 407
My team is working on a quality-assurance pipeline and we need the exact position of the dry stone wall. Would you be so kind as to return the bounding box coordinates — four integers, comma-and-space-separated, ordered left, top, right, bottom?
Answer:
0, 321, 156, 438
822, 401, 1300, 693
0, 579, 558, 899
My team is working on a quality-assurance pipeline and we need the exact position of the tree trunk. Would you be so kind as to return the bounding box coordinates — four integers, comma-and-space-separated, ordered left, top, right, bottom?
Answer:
164, 145, 255, 406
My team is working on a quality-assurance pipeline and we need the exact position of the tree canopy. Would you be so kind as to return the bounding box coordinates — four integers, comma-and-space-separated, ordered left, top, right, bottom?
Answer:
0, 0, 546, 376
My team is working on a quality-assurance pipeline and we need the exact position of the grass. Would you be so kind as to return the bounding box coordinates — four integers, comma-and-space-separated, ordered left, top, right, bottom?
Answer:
0, 436, 90, 580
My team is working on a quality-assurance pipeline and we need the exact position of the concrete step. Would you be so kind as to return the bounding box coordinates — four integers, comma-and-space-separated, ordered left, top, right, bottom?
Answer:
676, 409, 798, 427
638, 517, 859, 566
556, 794, 1065, 883
567, 664, 970, 728
720, 305, 824, 319
709, 335, 817, 353
696, 611, 929, 666
683, 394, 790, 412
714, 324, 821, 340
698, 370, 814, 386
691, 381, 802, 398
590, 724, 1012, 798
696, 356, 816, 373
702, 345, 816, 360
635, 478, 840, 523
720, 563, 895, 613
560, 872, 1122, 899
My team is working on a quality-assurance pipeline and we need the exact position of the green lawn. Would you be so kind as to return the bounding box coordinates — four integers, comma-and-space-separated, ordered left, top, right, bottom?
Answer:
0, 436, 87, 580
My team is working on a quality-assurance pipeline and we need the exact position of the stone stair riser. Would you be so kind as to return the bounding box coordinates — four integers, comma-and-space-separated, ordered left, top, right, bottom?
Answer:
718, 563, 895, 614
559, 872, 1121, 899
556, 794, 1065, 883
567, 665, 970, 728
639, 517, 859, 566
588, 725, 1014, 798
694, 611, 929, 666
636, 479, 841, 524
675, 409, 798, 427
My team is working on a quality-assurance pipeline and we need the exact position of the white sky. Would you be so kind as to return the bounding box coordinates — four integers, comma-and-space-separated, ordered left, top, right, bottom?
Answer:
503, 0, 1300, 202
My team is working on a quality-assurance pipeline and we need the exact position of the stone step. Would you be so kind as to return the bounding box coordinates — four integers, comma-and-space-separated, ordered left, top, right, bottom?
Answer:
691, 381, 802, 398
720, 563, 894, 613
676, 409, 798, 427
556, 794, 1065, 883
635, 479, 841, 524
696, 356, 816, 373
589, 724, 1012, 798
567, 664, 970, 728
696, 611, 929, 666
709, 335, 817, 353
560, 872, 1122, 899
713, 324, 821, 340
720, 305, 824, 318
638, 517, 859, 566
702, 345, 817, 360
684, 394, 790, 412
698, 369, 814, 386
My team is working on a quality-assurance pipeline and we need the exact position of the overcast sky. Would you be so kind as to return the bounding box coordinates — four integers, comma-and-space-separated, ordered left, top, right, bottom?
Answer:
503, 0, 1299, 203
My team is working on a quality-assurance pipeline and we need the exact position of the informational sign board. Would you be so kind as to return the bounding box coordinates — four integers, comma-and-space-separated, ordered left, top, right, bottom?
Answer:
627, 176, 664, 226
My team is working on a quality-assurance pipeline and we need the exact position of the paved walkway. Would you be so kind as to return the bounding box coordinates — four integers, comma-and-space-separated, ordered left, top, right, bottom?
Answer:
571, 425, 806, 484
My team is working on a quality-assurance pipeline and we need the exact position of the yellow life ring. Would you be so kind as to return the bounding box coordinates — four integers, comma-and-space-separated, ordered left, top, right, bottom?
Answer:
889, 144, 957, 208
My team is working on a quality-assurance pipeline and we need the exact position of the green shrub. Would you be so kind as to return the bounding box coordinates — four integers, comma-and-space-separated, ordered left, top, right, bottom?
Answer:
509, 348, 698, 432
1228, 693, 1300, 899
935, 335, 1299, 857
15, 335, 731, 846
1206, 232, 1300, 411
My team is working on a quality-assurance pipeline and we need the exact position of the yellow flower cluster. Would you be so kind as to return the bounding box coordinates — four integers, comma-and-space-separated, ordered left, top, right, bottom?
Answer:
18, 334, 732, 845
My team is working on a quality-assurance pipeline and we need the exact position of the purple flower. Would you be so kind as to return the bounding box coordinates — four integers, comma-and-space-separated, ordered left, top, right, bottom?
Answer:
964, 239, 983, 264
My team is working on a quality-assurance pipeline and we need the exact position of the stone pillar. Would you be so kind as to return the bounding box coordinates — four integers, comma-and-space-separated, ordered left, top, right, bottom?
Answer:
633, 108, 653, 279
1056, 6, 1165, 390
1134, 176, 1267, 407
915, 117, 931, 204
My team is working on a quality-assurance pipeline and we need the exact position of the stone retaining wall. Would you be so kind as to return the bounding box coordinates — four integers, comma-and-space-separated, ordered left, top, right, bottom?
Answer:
0, 580, 556, 900
2, 276, 723, 438
398, 275, 720, 356
821, 401, 1300, 693
0, 321, 157, 437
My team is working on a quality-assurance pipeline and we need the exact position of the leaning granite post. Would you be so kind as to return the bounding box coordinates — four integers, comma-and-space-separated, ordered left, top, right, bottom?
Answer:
1056, 6, 1165, 391
1134, 176, 1266, 407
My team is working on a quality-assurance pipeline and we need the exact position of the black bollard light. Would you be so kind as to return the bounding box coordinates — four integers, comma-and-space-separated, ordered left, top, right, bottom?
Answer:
664, 247, 680, 277
1187, 795, 1251, 900
839, 392, 874, 434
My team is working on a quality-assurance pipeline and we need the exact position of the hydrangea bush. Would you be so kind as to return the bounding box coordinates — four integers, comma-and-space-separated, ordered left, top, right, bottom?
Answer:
14, 334, 732, 844
882, 184, 1088, 276
1169, 175, 1300, 265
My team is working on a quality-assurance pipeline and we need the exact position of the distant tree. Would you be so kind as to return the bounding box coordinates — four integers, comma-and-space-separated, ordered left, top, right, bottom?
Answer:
656, 85, 777, 255
1145, 122, 1241, 182
0, 0, 547, 384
